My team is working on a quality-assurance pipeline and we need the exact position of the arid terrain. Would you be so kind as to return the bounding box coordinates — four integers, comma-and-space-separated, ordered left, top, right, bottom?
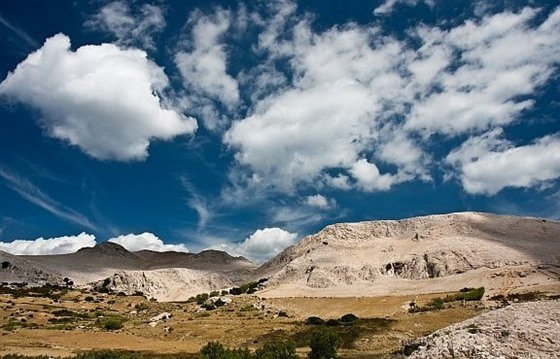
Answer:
0, 212, 559, 358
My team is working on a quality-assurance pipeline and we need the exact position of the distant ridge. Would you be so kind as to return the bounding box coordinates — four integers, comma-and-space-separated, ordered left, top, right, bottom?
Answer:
5, 243, 256, 286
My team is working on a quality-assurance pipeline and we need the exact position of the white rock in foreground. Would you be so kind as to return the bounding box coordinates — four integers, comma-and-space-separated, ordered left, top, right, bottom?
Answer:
408, 300, 560, 359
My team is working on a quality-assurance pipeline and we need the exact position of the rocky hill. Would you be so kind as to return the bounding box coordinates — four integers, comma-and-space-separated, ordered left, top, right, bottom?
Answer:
256, 212, 560, 297
92, 268, 234, 301
0, 249, 64, 285
1, 242, 255, 289
407, 300, 560, 358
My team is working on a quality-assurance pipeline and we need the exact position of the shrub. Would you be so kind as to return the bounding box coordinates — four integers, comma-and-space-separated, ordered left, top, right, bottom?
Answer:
229, 287, 243, 296
214, 298, 226, 307
306, 316, 325, 325
255, 341, 297, 359
308, 327, 341, 359
75, 351, 141, 359
203, 303, 217, 311
52, 309, 76, 317
239, 282, 258, 294
134, 303, 149, 311
99, 316, 124, 330
444, 287, 485, 302
209, 291, 220, 298
325, 319, 340, 326
199, 341, 252, 359
277, 311, 289, 318
427, 297, 444, 310
339, 313, 358, 323
200, 342, 227, 359
195, 293, 210, 305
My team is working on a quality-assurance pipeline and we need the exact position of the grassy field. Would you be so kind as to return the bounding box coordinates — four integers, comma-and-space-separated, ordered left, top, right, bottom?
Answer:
0, 285, 488, 358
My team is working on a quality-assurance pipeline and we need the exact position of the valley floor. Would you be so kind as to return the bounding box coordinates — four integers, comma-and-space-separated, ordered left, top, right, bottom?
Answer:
0, 284, 558, 358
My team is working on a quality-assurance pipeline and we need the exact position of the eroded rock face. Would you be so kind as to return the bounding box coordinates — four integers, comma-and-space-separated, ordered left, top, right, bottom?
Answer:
408, 300, 560, 359
379, 250, 520, 279
256, 212, 560, 296
92, 268, 233, 301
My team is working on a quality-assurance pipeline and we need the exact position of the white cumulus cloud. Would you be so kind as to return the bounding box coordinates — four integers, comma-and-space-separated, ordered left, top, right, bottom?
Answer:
108, 232, 189, 252
175, 9, 239, 130
0, 33, 197, 161
304, 194, 335, 209
214, 227, 297, 263
235, 227, 298, 262
224, 4, 560, 197
0, 232, 96, 255
446, 130, 560, 195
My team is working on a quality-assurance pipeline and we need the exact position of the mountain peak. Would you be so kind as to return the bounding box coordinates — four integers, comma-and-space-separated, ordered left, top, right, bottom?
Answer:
77, 241, 134, 256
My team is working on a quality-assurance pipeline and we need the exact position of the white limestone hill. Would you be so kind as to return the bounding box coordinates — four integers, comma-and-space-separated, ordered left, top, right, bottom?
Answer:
255, 212, 560, 298
92, 268, 234, 302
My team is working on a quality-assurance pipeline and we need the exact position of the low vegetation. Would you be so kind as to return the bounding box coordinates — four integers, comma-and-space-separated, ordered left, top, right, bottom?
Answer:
410, 287, 485, 313
0, 283, 68, 300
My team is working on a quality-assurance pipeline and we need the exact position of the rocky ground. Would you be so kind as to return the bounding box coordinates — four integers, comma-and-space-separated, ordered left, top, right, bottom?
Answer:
408, 300, 560, 359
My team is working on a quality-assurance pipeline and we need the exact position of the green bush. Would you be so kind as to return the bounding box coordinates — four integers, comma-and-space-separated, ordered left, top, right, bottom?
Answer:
306, 316, 325, 325
339, 314, 358, 323
254, 341, 296, 359
229, 287, 243, 296
444, 287, 485, 302
325, 319, 340, 326
99, 316, 124, 330
427, 297, 444, 310
195, 293, 210, 305
239, 282, 259, 294
308, 327, 341, 359
199, 342, 252, 359
75, 351, 141, 359
52, 309, 76, 317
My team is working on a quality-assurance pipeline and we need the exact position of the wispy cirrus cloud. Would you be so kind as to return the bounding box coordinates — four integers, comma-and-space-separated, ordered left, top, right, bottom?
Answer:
86, 1, 166, 50
180, 176, 213, 230
0, 13, 39, 49
0, 167, 98, 231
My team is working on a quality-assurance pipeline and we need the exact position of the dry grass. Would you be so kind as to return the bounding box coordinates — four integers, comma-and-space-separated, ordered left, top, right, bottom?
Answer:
0, 288, 488, 358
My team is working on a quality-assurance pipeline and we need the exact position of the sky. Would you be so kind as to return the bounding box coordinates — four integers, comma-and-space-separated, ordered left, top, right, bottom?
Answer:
0, 0, 558, 262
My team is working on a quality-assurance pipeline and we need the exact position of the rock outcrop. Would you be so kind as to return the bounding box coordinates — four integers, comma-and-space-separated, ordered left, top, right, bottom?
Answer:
408, 300, 560, 359
256, 212, 560, 297
93, 268, 234, 301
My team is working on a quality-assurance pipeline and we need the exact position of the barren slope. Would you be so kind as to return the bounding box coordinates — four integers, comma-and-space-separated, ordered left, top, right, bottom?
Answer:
0, 250, 64, 285
92, 268, 234, 301
21, 243, 255, 285
256, 212, 560, 297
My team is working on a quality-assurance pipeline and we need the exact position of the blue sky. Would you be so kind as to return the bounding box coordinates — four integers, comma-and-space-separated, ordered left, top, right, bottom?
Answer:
0, 0, 558, 261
